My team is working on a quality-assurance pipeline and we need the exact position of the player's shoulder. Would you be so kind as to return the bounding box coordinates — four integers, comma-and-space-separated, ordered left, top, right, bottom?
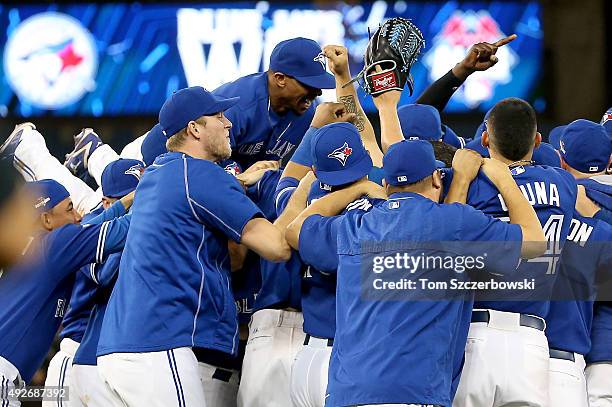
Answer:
529, 164, 576, 186
213, 72, 268, 110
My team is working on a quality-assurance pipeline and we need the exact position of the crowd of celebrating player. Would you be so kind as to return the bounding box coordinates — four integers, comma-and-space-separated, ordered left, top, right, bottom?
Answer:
0, 21, 611, 407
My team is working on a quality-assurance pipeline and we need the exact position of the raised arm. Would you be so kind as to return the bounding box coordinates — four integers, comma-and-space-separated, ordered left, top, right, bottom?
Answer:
372, 89, 403, 152
324, 45, 383, 167
481, 159, 546, 258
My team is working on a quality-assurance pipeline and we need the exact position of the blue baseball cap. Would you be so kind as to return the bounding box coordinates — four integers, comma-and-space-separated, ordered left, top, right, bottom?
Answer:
465, 137, 490, 158
560, 119, 612, 173
141, 124, 167, 166
311, 122, 373, 186
24, 179, 69, 213
383, 140, 441, 186
600, 107, 612, 138
442, 124, 466, 148
398, 104, 442, 141
532, 142, 561, 167
548, 125, 566, 150
269, 37, 335, 90
473, 106, 494, 139
158, 86, 240, 138
101, 159, 145, 198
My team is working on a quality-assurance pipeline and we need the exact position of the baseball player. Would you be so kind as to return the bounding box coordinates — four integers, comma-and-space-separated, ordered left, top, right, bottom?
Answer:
545, 213, 612, 407
0, 123, 101, 215
43, 159, 144, 407
0, 179, 132, 407
547, 125, 567, 151
445, 98, 577, 407
212, 37, 335, 170
586, 302, 612, 406
289, 122, 383, 407
96, 86, 291, 406
284, 133, 544, 406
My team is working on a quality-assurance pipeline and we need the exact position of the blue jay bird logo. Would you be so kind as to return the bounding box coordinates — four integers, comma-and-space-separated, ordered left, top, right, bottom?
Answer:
125, 165, 144, 180
328, 142, 353, 166
313, 52, 327, 69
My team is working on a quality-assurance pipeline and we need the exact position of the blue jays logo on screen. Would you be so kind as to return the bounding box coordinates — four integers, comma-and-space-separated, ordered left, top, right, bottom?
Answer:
3, 12, 98, 109
424, 10, 517, 108
328, 142, 353, 166
124, 165, 145, 180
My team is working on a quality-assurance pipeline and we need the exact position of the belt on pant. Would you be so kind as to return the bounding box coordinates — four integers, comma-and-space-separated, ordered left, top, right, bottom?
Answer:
549, 348, 576, 362
304, 334, 333, 347
471, 310, 545, 331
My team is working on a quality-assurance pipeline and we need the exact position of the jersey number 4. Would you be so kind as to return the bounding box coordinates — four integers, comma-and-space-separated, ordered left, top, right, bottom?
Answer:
526, 214, 565, 275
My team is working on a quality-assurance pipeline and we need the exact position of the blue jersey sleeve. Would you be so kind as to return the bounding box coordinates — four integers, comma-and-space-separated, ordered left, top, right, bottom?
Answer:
594, 207, 612, 226
457, 204, 523, 275
298, 214, 342, 272
82, 200, 127, 225
48, 213, 130, 281
79, 252, 122, 286
187, 162, 262, 242
274, 176, 299, 216
289, 127, 318, 167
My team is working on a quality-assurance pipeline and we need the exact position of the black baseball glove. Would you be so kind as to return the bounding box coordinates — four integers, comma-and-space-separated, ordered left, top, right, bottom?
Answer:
345, 17, 425, 96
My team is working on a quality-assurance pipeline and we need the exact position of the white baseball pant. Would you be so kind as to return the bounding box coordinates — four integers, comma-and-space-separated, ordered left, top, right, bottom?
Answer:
87, 134, 146, 187
548, 353, 588, 407
453, 309, 549, 407
198, 362, 239, 407
42, 338, 81, 407
290, 336, 332, 407
238, 309, 305, 407
71, 364, 115, 407
97, 347, 207, 407
12, 126, 100, 215
0, 356, 22, 407
586, 362, 612, 406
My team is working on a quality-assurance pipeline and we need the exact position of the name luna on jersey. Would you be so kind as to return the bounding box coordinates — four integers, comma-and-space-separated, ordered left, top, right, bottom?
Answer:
498, 181, 561, 211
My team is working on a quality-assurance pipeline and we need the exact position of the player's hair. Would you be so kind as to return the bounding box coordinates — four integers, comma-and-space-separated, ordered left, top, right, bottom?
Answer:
487, 98, 537, 161
429, 140, 457, 168
166, 117, 207, 151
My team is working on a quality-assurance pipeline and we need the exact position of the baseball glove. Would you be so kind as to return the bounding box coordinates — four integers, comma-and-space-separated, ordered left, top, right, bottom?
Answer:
345, 17, 425, 96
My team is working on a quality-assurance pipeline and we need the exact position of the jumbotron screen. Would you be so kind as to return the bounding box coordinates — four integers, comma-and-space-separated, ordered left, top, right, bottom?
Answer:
0, 1, 543, 117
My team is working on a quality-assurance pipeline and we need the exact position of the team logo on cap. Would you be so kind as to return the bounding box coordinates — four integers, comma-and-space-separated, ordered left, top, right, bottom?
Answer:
124, 165, 145, 180
601, 112, 612, 125
559, 140, 566, 154
328, 142, 353, 166
313, 52, 327, 69
4, 12, 98, 110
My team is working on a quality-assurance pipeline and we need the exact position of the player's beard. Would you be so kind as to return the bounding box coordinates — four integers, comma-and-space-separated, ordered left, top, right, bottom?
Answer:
207, 132, 232, 162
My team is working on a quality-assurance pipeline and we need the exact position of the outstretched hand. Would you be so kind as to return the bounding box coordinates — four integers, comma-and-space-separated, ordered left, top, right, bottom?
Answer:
452, 34, 518, 80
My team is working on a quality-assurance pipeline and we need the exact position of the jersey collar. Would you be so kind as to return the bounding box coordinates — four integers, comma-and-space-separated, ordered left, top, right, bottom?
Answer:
388, 191, 430, 201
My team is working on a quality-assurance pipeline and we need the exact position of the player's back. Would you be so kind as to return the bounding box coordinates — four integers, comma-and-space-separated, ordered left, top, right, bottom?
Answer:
466, 165, 577, 318
99, 152, 239, 356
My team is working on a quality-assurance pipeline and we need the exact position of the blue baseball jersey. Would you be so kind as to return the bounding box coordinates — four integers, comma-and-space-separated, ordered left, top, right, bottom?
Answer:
546, 215, 612, 355
213, 72, 316, 168
444, 165, 577, 318
587, 302, 612, 363
73, 253, 121, 366
98, 152, 262, 357
299, 182, 381, 339
305, 192, 522, 406
59, 206, 105, 342
0, 202, 130, 382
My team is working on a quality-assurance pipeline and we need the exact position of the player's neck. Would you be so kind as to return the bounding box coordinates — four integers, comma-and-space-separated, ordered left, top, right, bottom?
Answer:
489, 149, 533, 166
174, 145, 216, 162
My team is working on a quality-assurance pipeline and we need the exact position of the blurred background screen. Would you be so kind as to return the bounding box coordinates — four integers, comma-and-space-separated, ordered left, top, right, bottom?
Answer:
0, 1, 543, 118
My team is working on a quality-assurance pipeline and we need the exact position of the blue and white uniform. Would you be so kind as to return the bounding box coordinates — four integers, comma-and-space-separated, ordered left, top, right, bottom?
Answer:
97, 152, 262, 407
304, 192, 522, 407
0, 200, 129, 406
291, 181, 382, 407
451, 165, 577, 407
546, 215, 612, 407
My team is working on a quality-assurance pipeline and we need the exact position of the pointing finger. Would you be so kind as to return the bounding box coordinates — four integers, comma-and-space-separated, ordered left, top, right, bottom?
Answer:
493, 34, 517, 48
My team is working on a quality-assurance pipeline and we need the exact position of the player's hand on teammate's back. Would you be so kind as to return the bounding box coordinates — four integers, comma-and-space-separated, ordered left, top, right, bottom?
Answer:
575, 184, 601, 217
237, 168, 274, 187
452, 34, 518, 80
243, 160, 279, 174
451, 149, 484, 182
311, 102, 357, 128
119, 190, 136, 210
351, 178, 387, 200
480, 158, 514, 187
324, 45, 350, 79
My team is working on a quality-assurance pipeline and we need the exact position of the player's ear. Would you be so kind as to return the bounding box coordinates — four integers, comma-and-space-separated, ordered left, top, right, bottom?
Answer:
41, 212, 53, 231
273, 72, 287, 88
432, 171, 442, 190
534, 131, 542, 149
187, 120, 202, 140
481, 131, 490, 148
559, 155, 570, 171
